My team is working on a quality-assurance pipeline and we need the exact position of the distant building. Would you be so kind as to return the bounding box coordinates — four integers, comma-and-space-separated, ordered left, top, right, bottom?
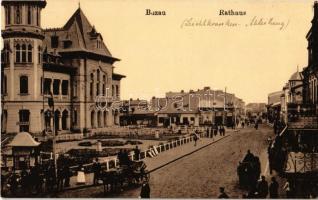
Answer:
120, 87, 245, 127
267, 3, 318, 197
245, 103, 266, 118
1, 0, 125, 135
267, 91, 284, 123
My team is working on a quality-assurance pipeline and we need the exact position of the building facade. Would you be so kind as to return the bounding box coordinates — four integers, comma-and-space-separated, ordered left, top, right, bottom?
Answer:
1, 0, 125, 135
119, 87, 245, 128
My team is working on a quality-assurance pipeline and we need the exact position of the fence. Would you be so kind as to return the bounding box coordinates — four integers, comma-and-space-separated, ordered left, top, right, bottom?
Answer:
68, 132, 208, 173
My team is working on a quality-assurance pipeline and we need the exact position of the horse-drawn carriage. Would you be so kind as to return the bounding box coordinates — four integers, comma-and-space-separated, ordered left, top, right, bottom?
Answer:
237, 154, 261, 190
101, 160, 149, 194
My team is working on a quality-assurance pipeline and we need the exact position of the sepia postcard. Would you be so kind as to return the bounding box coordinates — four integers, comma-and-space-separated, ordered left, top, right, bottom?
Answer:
1, 0, 318, 198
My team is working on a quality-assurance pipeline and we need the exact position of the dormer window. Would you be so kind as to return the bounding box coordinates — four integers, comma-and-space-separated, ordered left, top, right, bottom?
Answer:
97, 40, 102, 49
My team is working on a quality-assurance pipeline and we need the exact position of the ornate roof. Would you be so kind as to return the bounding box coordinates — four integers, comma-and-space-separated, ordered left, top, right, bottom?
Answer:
43, 8, 118, 62
289, 71, 303, 81
8, 132, 40, 147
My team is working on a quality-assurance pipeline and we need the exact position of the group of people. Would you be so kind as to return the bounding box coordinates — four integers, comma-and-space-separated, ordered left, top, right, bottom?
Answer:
117, 149, 133, 167
3, 158, 72, 197
240, 176, 279, 198
205, 124, 226, 138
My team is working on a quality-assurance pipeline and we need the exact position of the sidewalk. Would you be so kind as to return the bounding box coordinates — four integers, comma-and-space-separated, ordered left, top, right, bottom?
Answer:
66, 131, 234, 190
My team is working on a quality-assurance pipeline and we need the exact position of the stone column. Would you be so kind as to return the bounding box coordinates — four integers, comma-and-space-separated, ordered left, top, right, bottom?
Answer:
59, 80, 62, 100
94, 111, 98, 129
67, 113, 71, 130
58, 114, 62, 131
9, 39, 14, 101
33, 39, 38, 100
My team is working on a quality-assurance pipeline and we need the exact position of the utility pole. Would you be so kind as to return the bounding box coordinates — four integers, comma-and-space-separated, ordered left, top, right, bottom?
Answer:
48, 93, 57, 181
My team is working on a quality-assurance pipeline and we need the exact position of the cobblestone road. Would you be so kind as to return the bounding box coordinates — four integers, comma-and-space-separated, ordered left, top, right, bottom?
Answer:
56, 125, 274, 198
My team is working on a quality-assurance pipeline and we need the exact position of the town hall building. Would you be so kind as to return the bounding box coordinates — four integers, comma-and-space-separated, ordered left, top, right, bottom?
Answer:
1, 0, 125, 136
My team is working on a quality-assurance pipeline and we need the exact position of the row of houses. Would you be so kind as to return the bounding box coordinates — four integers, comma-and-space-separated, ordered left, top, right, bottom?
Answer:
267, 2, 318, 198
119, 87, 246, 128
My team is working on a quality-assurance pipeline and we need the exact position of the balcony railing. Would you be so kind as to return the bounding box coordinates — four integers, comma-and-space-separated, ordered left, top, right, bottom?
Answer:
287, 103, 317, 118
287, 103, 318, 129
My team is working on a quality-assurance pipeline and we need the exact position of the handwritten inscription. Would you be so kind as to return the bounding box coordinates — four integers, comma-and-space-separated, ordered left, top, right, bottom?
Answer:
180, 16, 289, 30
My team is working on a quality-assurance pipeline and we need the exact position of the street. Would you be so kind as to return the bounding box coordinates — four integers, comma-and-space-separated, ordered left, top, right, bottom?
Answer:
56, 124, 275, 198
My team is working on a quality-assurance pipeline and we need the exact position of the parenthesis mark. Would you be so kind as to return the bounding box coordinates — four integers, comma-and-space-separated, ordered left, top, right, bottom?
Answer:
285, 20, 290, 30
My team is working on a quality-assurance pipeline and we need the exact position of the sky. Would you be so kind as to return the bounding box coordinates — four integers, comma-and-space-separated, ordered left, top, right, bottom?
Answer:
2, 0, 315, 104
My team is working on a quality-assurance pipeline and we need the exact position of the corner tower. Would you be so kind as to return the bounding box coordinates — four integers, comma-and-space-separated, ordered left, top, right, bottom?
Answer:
1, 0, 46, 133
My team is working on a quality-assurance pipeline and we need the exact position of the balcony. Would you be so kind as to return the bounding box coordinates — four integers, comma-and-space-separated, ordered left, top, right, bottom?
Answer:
285, 152, 318, 174
287, 103, 318, 130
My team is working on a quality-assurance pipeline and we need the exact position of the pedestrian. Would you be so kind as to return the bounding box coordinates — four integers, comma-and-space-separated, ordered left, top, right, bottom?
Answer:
118, 149, 124, 165
20, 168, 30, 195
193, 132, 198, 146
243, 150, 254, 162
134, 146, 141, 161
218, 187, 229, 198
257, 176, 269, 198
93, 158, 101, 185
222, 126, 226, 136
140, 179, 150, 198
254, 122, 259, 130
46, 164, 56, 192
9, 172, 18, 195
269, 177, 279, 198
63, 164, 71, 187
57, 166, 64, 191
214, 124, 218, 136
241, 122, 245, 128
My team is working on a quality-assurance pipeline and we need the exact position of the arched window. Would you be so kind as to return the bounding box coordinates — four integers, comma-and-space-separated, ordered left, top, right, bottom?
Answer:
116, 85, 119, 98
91, 110, 95, 128
21, 44, 26, 63
20, 76, 28, 94
96, 69, 100, 95
62, 110, 68, 130
15, 44, 21, 63
97, 111, 101, 127
102, 75, 106, 95
90, 73, 94, 96
62, 80, 68, 95
27, 6, 32, 25
15, 6, 21, 24
96, 82, 100, 96
97, 69, 100, 81
2, 75, 7, 95
73, 110, 77, 126
103, 111, 107, 126
53, 79, 60, 95
27, 44, 32, 63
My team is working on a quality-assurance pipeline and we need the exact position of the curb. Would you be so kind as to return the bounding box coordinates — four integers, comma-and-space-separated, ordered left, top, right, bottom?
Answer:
148, 134, 231, 173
